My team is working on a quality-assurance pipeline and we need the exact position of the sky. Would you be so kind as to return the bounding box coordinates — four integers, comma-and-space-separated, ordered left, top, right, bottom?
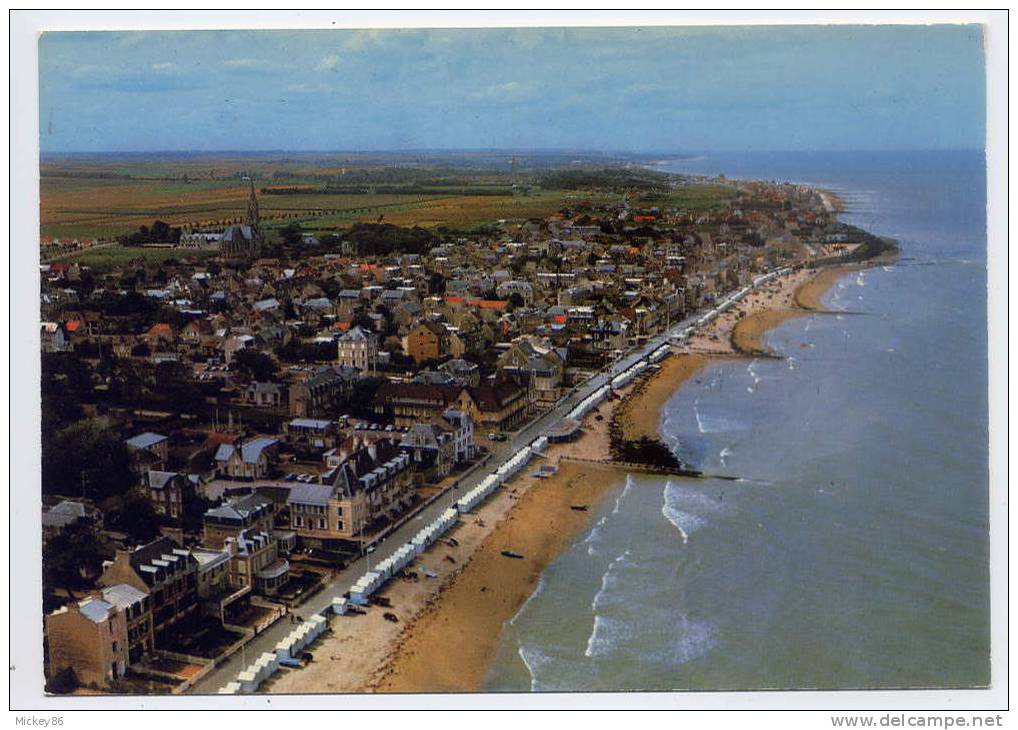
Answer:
38, 25, 986, 154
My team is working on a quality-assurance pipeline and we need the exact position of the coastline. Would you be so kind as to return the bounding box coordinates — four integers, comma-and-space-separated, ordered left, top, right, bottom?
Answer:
795, 265, 857, 311
263, 264, 854, 695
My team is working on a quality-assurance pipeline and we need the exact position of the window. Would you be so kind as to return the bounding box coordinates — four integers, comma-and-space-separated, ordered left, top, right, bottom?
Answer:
336, 520, 344, 532
318, 518, 326, 530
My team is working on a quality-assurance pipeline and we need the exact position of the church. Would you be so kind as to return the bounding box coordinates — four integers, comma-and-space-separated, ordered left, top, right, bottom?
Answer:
177, 178, 264, 258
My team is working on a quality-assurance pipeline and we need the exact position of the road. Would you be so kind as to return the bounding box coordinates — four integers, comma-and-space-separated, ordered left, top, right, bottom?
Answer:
189, 310, 703, 693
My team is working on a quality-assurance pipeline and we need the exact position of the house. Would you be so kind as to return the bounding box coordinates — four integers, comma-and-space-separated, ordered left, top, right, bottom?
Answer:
143, 323, 176, 349
125, 432, 169, 474
497, 339, 566, 405
222, 529, 289, 596
456, 375, 534, 431
400, 423, 456, 482
406, 320, 449, 364
202, 493, 277, 550
440, 408, 475, 464
46, 593, 131, 686
495, 279, 534, 305
145, 470, 194, 520
437, 358, 481, 387
99, 537, 199, 645
223, 334, 256, 363
287, 436, 414, 546
190, 546, 250, 624
372, 382, 465, 427
214, 437, 279, 479
244, 381, 286, 408
42, 500, 102, 544
283, 418, 340, 450
336, 325, 378, 372
125, 432, 169, 463
288, 366, 354, 418
41, 322, 71, 353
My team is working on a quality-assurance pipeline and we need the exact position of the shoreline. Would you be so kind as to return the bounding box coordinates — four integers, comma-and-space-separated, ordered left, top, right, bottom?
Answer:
263, 263, 855, 695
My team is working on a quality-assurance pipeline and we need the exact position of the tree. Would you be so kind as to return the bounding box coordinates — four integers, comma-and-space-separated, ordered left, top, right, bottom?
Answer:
428, 272, 446, 296
279, 222, 303, 246
232, 349, 278, 382
103, 492, 166, 544
347, 377, 387, 421
42, 520, 107, 594
42, 419, 135, 500
508, 292, 525, 309
182, 494, 218, 534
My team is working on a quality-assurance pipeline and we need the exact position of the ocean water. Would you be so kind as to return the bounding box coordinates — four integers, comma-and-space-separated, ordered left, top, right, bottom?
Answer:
484, 150, 989, 691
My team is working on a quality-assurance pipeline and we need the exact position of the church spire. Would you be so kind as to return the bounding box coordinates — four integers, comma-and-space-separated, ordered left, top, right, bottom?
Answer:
246, 177, 260, 229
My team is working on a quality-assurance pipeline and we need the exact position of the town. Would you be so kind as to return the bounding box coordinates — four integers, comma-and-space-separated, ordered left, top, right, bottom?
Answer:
39, 155, 880, 694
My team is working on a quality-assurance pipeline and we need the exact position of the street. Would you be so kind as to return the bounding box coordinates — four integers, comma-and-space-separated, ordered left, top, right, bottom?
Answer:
189, 309, 701, 694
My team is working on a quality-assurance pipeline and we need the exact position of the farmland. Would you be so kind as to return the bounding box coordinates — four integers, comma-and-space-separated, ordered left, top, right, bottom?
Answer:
52, 246, 219, 273
40, 151, 715, 244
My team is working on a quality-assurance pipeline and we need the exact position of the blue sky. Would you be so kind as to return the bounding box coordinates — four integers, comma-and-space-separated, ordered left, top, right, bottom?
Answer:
38, 25, 985, 154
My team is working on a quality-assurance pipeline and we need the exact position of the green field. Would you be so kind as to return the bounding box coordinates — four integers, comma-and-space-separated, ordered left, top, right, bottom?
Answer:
56, 246, 218, 273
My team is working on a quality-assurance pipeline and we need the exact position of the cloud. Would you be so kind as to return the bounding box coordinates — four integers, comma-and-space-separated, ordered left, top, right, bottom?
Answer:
71, 64, 115, 78
225, 58, 267, 69
316, 54, 340, 72
152, 62, 177, 72
472, 80, 535, 101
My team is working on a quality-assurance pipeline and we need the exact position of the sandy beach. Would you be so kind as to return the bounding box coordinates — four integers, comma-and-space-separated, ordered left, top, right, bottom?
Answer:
265, 382, 629, 694
614, 353, 709, 442
263, 264, 853, 695
795, 265, 857, 311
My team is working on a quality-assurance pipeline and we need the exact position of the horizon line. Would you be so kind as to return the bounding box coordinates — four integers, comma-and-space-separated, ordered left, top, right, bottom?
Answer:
40, 146, 985, 157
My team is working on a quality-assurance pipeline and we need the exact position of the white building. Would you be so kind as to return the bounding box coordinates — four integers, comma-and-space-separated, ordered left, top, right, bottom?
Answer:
337, 326, 378, 372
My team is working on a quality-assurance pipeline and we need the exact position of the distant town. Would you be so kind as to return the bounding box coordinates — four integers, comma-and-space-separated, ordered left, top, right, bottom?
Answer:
39, 153, 883, 694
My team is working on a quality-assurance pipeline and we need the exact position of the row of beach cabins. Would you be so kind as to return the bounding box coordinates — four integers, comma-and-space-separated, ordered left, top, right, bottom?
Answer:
217, 356, 666, 694
218, 266, 793, 694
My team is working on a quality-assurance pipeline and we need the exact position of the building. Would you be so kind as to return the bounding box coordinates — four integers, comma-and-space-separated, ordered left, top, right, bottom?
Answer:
125, 432, 169, 466
244, 381, 285, 408
214, 437, 279, 479
288, 366, 354, 418
287, 436, 414, 545
202, 493, 276, 549
101, 583, 154, 666
372, 382, 464, 427
438, 358, 481, 387
41, 322, 71, 353
283, 418, 340, 450
456, 376, 534, 431
46, 594, 130, 686
400, 423, 456, 481
440, 408, 475, 464
337, 326, 378, 372
145, 471, 194, 520
498, 340, 566, 405
495, 279, 535, 305
406, 320, 448, 364
223, 529, 289, 596
99, 537, 199, 645
191, 546, 250, 623
42, 500, 102, 544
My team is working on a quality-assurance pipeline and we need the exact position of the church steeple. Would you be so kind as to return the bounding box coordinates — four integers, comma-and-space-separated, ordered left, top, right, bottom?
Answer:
246, 177, 260, 229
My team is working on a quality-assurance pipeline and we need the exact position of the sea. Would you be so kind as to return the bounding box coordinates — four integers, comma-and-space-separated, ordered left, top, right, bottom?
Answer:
483, 150, 990, 692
